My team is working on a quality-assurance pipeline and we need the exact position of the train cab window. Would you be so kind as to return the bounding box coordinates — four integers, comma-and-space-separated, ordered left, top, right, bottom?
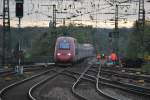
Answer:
59, 42, 70, 50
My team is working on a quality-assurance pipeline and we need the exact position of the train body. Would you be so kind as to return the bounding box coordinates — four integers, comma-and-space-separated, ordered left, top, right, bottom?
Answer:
54, 36, 94, 65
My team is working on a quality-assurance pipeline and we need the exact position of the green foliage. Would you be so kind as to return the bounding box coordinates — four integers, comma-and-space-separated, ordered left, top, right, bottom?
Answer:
141, 63, 150, 74
10, 24, 140, 60
24, 52, 31, 59
144, 21, 150, 54
126, 30, 140, 58
29, 25, 95, 57
126, 21, 150, 58
31, 31, 52, 56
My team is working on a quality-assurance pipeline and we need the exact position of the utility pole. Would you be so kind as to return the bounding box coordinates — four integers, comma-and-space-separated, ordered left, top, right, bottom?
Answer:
53, 4, 56, 28
2, 0, 10, 66
41, 4, 57, 57
63, 18, 67, 36
113, 4, 130, 56
63, 18, 65, 26
113, 4, 119, 55
41, 4, 57, 28
108, 32, 113, 54
138, 0, 145, 57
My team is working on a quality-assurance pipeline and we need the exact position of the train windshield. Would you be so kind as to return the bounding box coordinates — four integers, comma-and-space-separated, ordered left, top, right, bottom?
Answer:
59, 42, 70, 50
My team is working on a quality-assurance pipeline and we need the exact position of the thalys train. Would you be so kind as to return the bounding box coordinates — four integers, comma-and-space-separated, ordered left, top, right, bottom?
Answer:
54, 36, 95, 65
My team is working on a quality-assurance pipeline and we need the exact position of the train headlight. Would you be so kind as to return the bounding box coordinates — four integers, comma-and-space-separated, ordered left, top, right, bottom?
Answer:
67, 53, 71, 56
57, 53, 61, 56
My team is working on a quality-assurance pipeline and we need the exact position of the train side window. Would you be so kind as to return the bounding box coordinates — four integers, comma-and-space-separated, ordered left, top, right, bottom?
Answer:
76, 46, 78, 54
74, 40, 78, 55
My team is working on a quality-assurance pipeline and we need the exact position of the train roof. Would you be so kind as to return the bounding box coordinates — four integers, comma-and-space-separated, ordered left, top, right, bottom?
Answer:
83, 43, 93, 47
78, 43, 94, 50
56, 36, 76, 42
57, 36, 75, 40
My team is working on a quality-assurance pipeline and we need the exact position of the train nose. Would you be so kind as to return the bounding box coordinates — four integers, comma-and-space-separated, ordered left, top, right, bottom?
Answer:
57, 53, 73, 62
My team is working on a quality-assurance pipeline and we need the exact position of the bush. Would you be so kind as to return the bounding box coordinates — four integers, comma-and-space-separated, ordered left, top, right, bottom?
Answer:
121, 57, 144, 68
141, 63, 150, 74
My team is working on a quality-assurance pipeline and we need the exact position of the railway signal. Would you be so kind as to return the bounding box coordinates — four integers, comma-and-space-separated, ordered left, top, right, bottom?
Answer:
16, 3, 23, 18
15, 0, 24, 75
15, 0, 24, 18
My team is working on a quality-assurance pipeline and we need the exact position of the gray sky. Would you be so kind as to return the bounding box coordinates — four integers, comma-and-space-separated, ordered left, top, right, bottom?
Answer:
0, 0, 150, 27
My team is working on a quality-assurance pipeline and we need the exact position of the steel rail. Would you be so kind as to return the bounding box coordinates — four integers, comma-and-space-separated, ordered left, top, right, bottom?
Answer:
28, 67, 70, 100
0, 63, 54, 77
0, 66, 55, 100
99, 76, 150, 96
72, 65, 92, 100
71, 63, 118, 100
96, 64, 118, 100
0, 66, 51, 78
89, 68, 150, 83
65, 67, 150, 97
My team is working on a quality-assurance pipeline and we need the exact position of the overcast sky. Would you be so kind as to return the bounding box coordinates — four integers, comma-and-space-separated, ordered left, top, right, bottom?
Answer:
0, 0, 150, 28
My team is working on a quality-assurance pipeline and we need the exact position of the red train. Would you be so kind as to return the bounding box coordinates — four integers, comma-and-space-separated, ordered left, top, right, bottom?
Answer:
54, 36, 94, 65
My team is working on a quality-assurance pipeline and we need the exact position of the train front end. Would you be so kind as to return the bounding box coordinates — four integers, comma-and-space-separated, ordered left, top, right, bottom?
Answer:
54, 37, 75, 65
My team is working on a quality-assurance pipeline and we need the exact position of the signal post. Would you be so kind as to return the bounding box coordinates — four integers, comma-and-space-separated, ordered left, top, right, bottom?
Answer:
15, 0, 24, 75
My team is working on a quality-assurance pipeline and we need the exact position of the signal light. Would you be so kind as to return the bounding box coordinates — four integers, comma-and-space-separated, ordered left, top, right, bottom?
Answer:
16, 3, 23, 18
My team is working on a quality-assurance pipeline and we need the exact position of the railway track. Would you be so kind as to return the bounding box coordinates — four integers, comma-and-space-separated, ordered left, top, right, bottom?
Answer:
28, 68, 77, 100
0, 63, 54, 77
102, 65, 142, 73
88, 65, 150, 87
0, 66, 56, 100
71, 64, 93, 100
96, 64, 118, 100
64, 62, 150, 100
0, 69, 14, 77
0, 59, 92, 100
28, 58, 96, 100
99, 66, 150, 90
0, 58, 149, 100
71, 63, 117, 100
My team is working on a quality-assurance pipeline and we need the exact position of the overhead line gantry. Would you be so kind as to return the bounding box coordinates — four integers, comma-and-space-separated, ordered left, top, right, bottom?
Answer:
2, 0, 11, 66
137, 0, 145, 57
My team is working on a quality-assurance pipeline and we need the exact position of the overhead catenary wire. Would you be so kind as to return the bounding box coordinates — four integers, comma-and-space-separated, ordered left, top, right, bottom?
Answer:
0, 0, 150, 27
